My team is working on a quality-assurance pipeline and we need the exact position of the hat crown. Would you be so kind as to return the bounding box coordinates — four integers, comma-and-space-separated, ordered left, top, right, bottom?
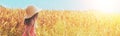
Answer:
25, 5, 37, 18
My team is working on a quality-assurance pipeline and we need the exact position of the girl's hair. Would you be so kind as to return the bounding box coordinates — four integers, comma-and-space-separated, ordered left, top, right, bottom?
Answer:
24, 13, 38, 25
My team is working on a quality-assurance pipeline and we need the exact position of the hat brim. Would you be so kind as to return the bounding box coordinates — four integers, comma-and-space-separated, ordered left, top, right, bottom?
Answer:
25, 12, 39, 19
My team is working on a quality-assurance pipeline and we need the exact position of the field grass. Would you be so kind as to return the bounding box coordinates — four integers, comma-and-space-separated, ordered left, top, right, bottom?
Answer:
36, 10, 120, 36
0, 6, 26, 36
1, 6, 120, 36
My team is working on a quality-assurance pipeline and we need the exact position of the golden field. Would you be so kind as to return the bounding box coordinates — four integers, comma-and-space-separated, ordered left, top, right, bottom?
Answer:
0, 6, 26, 36
1, 6, 120, 36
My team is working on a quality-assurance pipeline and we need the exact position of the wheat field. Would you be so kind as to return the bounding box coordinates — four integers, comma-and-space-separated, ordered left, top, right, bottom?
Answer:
1, 6, 120, 36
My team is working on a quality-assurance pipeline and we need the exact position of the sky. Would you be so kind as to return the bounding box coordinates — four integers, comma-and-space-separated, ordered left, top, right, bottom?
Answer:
0, 0, 120, 12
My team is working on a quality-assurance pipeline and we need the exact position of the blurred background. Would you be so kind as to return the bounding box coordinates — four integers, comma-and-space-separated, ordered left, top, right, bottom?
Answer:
1, 0, 120, 36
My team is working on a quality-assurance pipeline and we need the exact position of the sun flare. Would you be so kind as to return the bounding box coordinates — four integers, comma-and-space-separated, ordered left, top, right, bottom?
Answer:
93, 0, 119, 12
81, 0, 120, 13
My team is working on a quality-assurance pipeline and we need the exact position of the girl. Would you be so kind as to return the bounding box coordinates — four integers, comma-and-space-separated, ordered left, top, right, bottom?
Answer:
22, 5, 38, 36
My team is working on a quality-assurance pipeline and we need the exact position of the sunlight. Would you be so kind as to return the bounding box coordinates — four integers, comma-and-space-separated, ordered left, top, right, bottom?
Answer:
92, 0, 119, 13
80, 0, 120, 13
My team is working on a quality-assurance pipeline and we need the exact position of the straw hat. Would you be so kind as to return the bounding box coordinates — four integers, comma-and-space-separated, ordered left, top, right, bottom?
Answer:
25, 5, 39, 19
